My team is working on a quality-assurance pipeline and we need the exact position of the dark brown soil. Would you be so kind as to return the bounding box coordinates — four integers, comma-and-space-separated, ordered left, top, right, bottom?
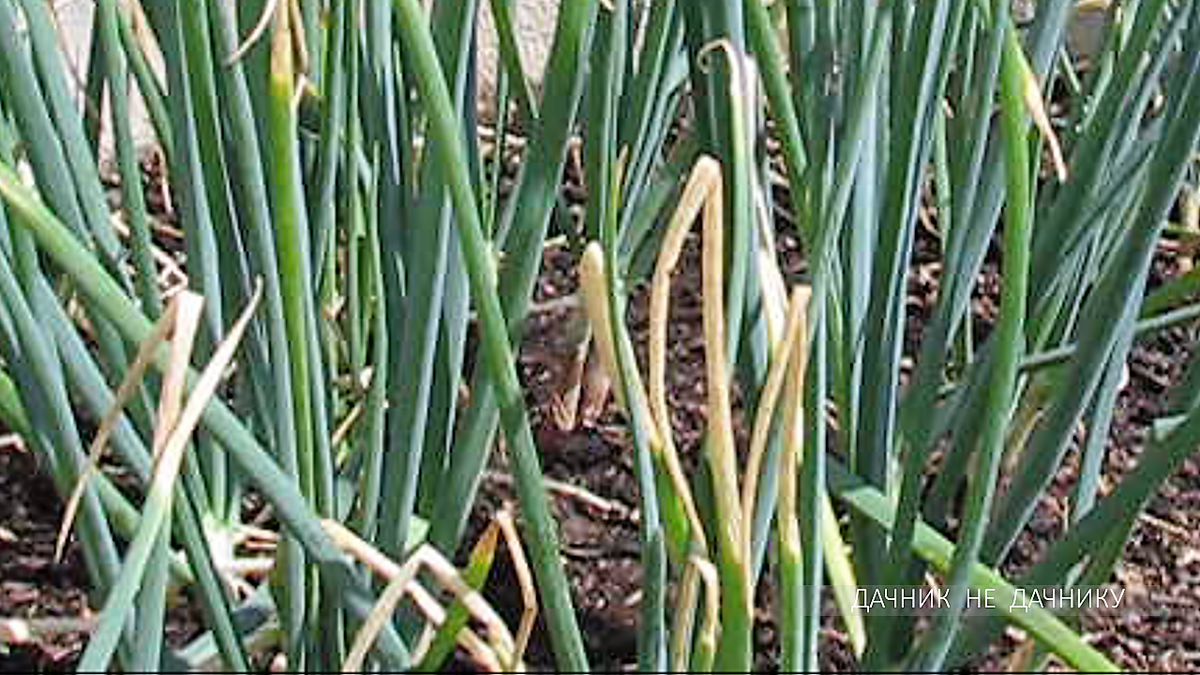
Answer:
2, 158, 1199, 675
0, 446, 90, 673
464, 221, 1200, 672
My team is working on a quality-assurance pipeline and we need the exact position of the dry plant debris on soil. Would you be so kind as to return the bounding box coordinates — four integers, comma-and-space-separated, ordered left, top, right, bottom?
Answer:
2, 131, 1199, 672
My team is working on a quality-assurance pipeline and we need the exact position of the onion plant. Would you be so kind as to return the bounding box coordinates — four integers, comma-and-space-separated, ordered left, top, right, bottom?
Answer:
0, 0, 1197, 671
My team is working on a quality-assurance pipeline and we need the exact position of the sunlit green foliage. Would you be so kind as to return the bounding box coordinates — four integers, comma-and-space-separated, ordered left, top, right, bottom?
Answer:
0, 0, 1197, 670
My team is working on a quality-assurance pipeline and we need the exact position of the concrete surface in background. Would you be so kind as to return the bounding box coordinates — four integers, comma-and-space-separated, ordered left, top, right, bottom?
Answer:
49, 0, 1109, 157
49, 0, 158, 158
48, 0, 561, 155
477, 0, 559, 120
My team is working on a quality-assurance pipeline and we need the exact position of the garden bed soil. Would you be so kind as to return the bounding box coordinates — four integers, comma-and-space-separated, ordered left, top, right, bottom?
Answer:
2, 165, 1199, 673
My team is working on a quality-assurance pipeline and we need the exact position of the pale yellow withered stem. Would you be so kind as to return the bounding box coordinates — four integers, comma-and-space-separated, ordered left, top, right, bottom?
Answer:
757, 245, 790, 348
670, 561, 703, 672
228, 0, 280, 65
323, 520, 522, 673
495, 510, 537, 667
413, 519, 506, 669
1014, 35, 1068, 182
698, 152, 748, 611
648, 157, 727, 548
775, 287, 810, 670
55, 291, 203, 562
741, 285, 810, 561
578, 242, 661, 450
669, 553, 721, 672
769, 287, 864, 656
151, 293, 206, 457
776, 289, 810, 545
549, 326, 591, 431
694, 553, 721, 672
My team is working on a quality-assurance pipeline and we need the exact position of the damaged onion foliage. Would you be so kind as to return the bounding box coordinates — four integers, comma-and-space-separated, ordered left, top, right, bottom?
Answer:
0, 0, 1197, 670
